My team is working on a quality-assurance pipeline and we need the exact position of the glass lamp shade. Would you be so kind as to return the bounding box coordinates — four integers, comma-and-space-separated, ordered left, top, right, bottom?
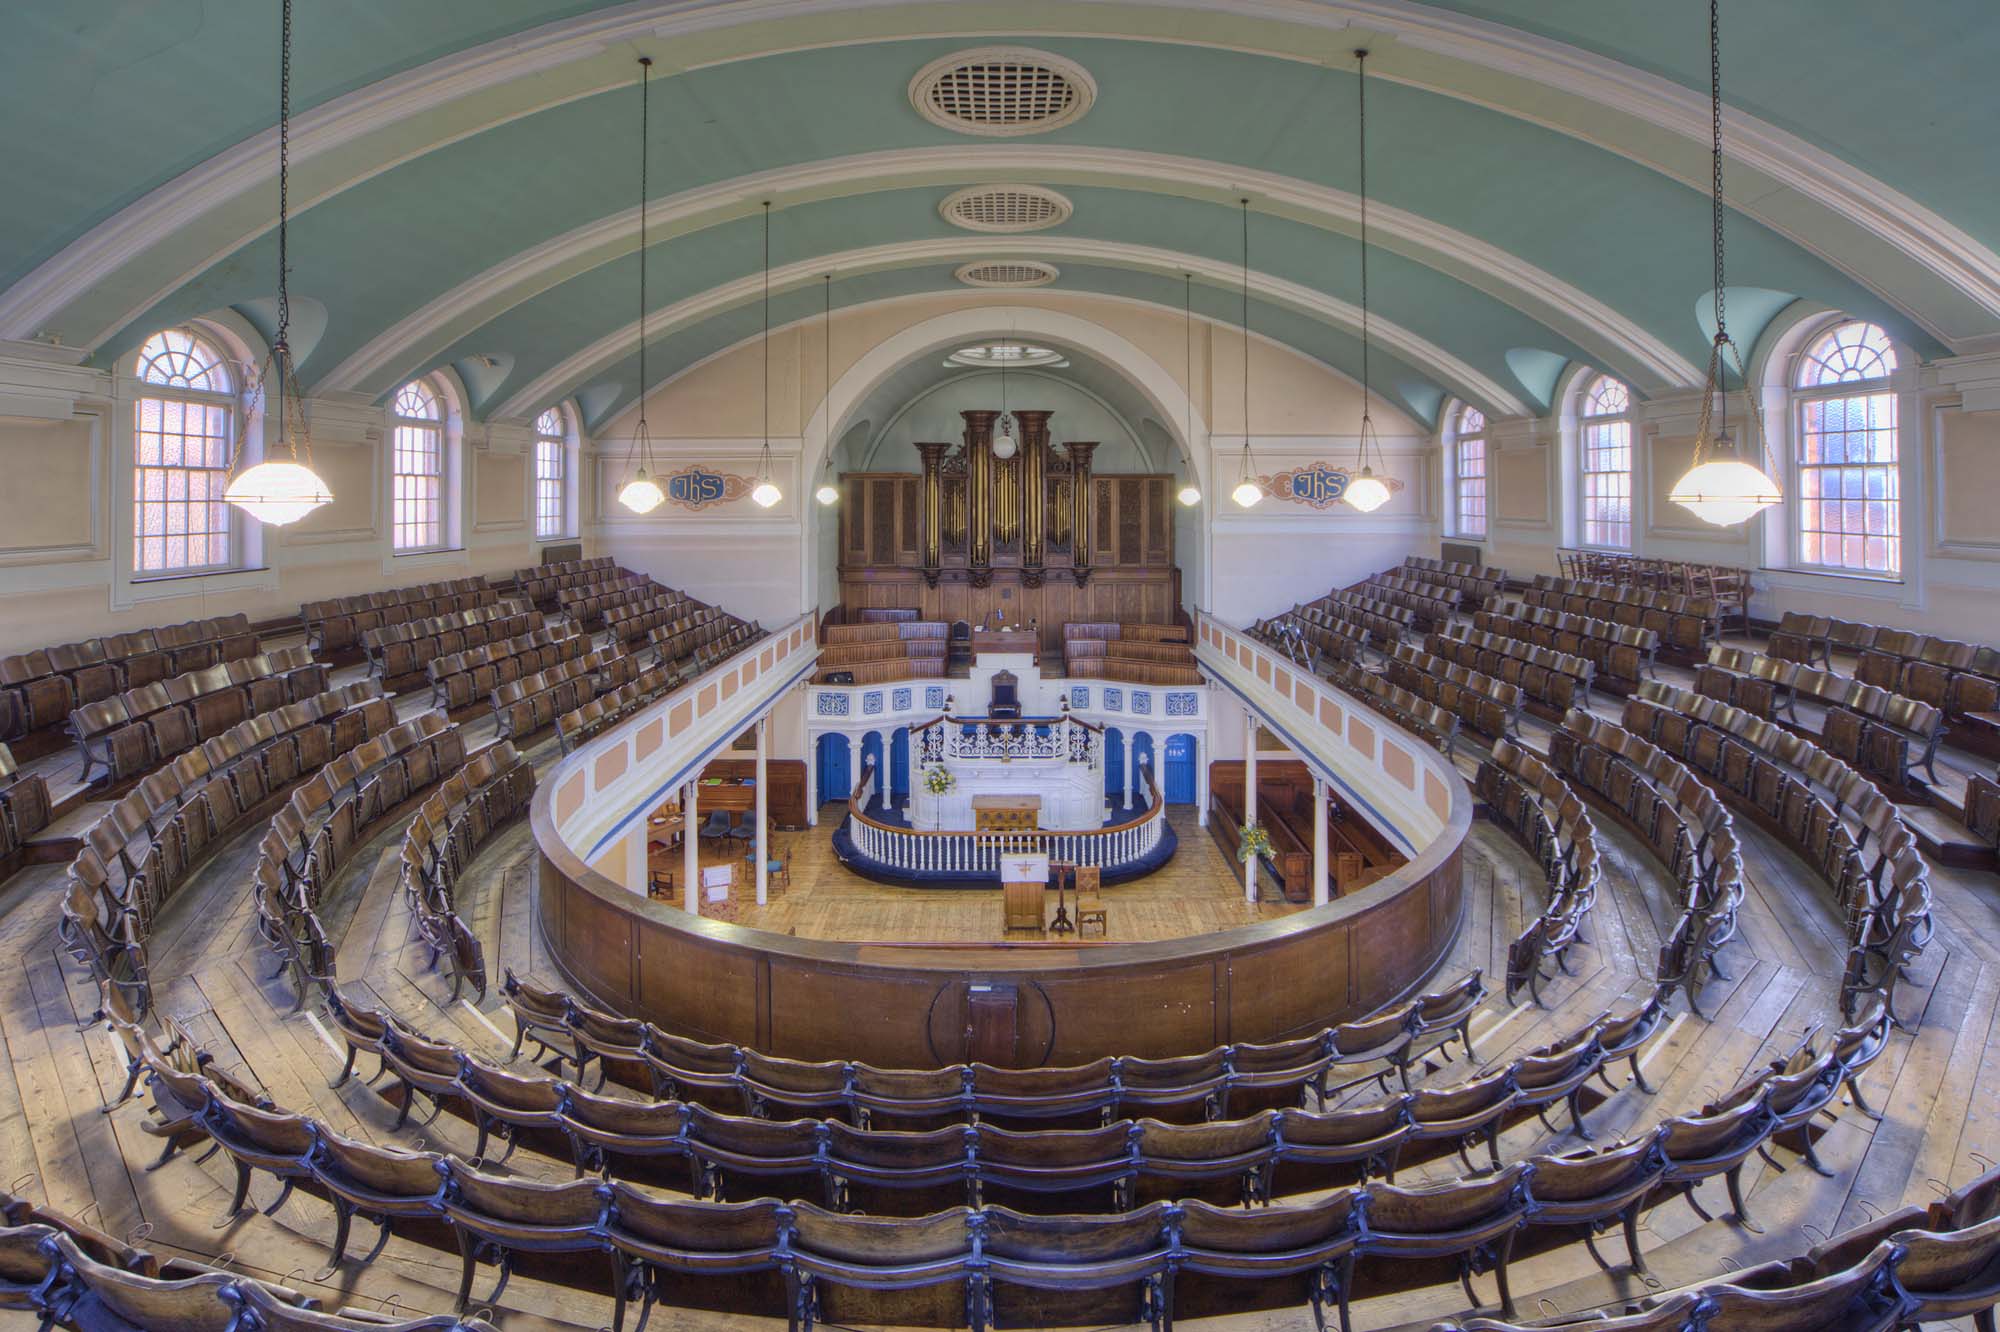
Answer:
618, 474, 665, 514
751, 480, 783, 508
1176, 484, 1202, 507
1344, 468, 1391, 514
991, 431, 1018, 461
1231, 479, 1263, 508
1669, 458, 1782, 527
814, 482, 841, 506
223, 460, 332, 526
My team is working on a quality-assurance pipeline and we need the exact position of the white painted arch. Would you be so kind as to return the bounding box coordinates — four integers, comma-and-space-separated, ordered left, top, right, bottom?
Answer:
310, 147, 1700, 399
494, 235, 1532, 423
637, 303, 1220, 613
4, 0, 1995, 356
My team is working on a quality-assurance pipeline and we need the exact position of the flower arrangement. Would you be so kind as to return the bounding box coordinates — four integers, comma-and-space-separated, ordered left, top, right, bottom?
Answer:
923, 765, 956, 796
1237, 822, 1273, 863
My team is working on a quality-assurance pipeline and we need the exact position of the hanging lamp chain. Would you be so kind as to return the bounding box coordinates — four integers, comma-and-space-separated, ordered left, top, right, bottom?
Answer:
270, 0, 310, 469
633, 57, 655, 476
1239, 198, 1252, 486
1184, 273, 1194, 460
1355, 49, 1374, 475
1687, 0, 1773, 477
822, 274, 832, 475
761, 201, 773, 480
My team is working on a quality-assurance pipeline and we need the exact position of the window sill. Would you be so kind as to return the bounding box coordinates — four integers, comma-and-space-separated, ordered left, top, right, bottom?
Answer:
393, 546, 467, 559
1776, 565, 1904, 587
132, 566, 268, 586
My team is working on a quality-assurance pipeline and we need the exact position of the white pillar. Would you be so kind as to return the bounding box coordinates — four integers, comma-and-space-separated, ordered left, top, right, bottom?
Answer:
1243, 707, 1260, 902
1195, 733, 1210, 827
805, 730, 819, 827
623, 819, 649, 897
1125, 733, 1138, 809
754, 716, 770, 905
1312, 776, 1330, 907
682, 779, 700, 915
844, 734, 857, 805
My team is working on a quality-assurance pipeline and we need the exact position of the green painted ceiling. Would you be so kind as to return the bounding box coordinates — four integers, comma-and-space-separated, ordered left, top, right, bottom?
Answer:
4, 3, 1991, 429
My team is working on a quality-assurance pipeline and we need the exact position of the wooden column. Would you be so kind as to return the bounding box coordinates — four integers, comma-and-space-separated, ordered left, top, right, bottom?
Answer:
1016, 410, 1053, 587
963, 410, 997, 588
915, 441, 951, 588
1067, 440, 1098, 586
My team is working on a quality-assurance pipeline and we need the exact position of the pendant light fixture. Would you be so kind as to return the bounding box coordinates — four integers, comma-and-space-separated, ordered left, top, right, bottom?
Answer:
813, 273, 841, 506
616, 57, 665, 515
1230, 199, 1263, 509
222, 0, 333, 527
750, 200, 783, 508
1177, 271, 1202, 506
1342, 49, 1391, 515
1668, 0, 1782, 527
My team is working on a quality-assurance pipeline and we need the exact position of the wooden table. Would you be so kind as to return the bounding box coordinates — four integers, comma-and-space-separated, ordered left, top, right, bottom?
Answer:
973, 794, 1041, 832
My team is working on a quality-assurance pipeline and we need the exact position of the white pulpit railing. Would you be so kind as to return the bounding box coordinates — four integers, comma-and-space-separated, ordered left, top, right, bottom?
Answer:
844, 758, 1167, 876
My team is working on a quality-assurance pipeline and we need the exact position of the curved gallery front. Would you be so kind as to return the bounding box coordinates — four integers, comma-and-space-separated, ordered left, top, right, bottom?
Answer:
531, 703, 1469, 1070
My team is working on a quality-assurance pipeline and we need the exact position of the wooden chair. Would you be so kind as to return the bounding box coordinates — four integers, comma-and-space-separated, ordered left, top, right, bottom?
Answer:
1074, 865, 1107, 936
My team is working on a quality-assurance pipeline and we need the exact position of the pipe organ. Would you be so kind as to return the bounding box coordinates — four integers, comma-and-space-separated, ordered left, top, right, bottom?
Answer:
840, 410, 1180, 653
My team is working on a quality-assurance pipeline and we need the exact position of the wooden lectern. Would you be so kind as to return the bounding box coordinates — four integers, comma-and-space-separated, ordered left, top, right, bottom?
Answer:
999, 852, 1051, 934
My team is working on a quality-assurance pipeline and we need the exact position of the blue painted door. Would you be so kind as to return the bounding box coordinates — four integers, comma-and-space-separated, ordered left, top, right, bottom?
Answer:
889, 728, 911, 802
1164, 733, 1196, 804
860, 732, 886, 807
1103, 727, 1126, 801
816, 733, 851, 803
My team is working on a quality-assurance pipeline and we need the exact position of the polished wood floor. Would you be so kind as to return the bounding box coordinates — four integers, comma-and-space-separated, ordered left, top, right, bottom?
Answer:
652, 805, 1302, 943
0, 624, 1997, 1330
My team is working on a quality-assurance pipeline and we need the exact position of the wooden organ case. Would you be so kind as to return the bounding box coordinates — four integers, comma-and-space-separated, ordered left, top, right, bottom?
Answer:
838, 410, 1181, 653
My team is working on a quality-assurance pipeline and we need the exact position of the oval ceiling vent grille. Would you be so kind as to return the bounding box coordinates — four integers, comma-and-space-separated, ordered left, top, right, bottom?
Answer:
955, 260, 1061, 288
910, 48, 1097, 137
939, 184, 1073, 233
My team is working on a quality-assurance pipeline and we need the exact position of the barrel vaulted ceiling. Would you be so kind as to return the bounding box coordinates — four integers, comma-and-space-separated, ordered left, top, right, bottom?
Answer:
4, 1, 1995, 430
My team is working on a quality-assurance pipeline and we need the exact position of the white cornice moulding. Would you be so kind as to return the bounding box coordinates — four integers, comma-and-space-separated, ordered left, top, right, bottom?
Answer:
318, 145, 1700, 396
1, 0, 1991, 354
499, 238, 1530, 422
1934, 353, 2000, 413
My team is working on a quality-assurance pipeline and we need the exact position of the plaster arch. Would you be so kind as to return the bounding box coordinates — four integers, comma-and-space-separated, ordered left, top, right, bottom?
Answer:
795, 304, 1217, 613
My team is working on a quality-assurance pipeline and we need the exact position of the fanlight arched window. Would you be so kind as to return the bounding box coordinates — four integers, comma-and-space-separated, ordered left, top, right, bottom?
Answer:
1793, 321, 1899, 576
1579, 375, 1633, 550
391, 379, 446, 552
534, 407, 571, 540
1453, 406, 1487, 538
133, 328, 236, 575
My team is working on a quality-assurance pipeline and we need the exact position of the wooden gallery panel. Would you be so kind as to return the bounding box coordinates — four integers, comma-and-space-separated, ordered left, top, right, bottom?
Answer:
1094, 476, 1172, 567
842, 474, 921, 566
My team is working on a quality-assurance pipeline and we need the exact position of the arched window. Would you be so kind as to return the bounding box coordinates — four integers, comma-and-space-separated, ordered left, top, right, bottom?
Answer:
1792, 321, 1899, 576
1579, 375, 1633, 550
534, 406, 572, 540
133, 328, 236, 575
391, 379, 446, 552
1452, 406, 1487, 538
